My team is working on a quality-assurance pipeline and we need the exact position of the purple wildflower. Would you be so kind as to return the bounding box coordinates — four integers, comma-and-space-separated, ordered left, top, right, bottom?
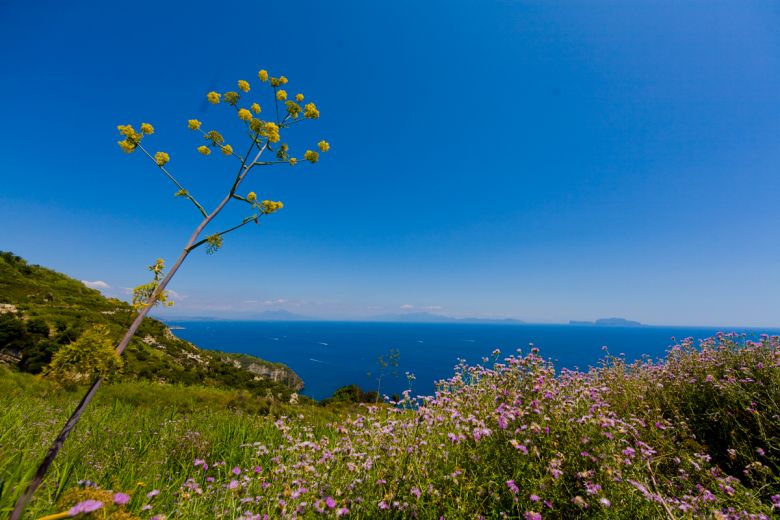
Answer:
506, 480, 519, 494
146, 489, 160, 499
113, 492, 131, 505
68, 500, 103, 516
325, 496, 336, 509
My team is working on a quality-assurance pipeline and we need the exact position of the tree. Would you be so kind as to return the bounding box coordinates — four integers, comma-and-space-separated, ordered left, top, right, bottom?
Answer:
45, 325, 123, 385
0, 313, 29, 352
10, 68, 328, 519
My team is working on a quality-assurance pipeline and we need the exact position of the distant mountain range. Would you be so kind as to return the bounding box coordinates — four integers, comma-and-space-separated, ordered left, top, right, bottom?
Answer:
569, 318, 644, 327
365, 312, 525, 324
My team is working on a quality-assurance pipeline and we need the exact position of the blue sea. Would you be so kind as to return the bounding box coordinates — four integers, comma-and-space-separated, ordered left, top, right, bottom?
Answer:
167, 321, 776, 400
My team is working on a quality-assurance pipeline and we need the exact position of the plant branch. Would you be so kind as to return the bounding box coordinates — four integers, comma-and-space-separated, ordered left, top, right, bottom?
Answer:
188, 215, 260, 251
137, 144, 208, 218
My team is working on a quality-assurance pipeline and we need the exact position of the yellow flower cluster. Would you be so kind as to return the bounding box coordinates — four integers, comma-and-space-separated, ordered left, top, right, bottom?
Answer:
289, 158, 297, 166
188, 119, 202, 130
304, 103, 320, 119
118, 140, 136, 153
207, 91, 220, 104
140, 123, 154, 135
198, 145, 211, 156
295, 93, 304, 102
205, 130, 225, 145
223, 91, 240, 106
264, 121, 280, 143
304, 150, 319, 163
238, 108, 252, 122
237, 80, 250, 93
117, 124, 143, 153
251, 103, 261, 114
222, 144, 233, 156
276, 89, 287, 101
154, 151, 170, 166
247, 191, 257, 203
206, 234, 223, 254
285, 101, 302, 118
318, 140, 330, 152
262, 200, 284, 214
258, 69, 269, 82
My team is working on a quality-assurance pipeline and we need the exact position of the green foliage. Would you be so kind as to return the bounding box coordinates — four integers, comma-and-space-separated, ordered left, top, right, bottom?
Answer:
46, 325, 123, 385
320, 384, 378, 406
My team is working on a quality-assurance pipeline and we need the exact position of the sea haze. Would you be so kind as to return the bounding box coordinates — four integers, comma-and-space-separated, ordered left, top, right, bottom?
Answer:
167, 321, 777, 401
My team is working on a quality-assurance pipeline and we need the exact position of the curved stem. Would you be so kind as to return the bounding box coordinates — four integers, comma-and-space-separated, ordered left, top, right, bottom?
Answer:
10, 142, 268, 520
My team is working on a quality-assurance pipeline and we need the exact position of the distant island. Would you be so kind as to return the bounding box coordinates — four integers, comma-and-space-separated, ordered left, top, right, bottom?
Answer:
569, 317, 644, 327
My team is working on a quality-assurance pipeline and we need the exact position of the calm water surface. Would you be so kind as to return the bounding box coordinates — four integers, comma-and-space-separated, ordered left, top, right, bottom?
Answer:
168, 321, 775, 400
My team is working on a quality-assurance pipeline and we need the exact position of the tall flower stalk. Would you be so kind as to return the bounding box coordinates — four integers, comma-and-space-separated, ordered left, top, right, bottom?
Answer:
10, 69, 328, 519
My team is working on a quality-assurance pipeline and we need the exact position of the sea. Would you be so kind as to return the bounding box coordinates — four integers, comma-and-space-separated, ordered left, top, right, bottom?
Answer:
167, 321, 777, 401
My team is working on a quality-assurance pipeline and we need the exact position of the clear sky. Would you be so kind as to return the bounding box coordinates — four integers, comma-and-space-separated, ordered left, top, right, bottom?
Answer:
2, 1, 779, 326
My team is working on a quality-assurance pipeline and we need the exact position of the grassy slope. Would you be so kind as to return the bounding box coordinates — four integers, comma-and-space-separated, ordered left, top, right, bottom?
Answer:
0, 251, 303, 396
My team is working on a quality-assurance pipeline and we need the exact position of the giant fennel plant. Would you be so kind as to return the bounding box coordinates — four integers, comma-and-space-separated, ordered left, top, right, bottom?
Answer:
10, 69, 328, 520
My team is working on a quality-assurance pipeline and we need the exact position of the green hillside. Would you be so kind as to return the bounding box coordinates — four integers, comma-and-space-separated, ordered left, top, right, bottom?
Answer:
0, 251, 303, 398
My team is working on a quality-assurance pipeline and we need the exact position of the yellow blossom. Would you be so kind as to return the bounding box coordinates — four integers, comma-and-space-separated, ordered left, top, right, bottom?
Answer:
289, 158, 297, 166
276, 89, 287, 101
249, 118, 263, 134
279, 76, 288, 85
223, 91, 240, 105
304, 103, 320, 119
237, 80, 250, 92
207, 91, 221, 104
251, 103, 261, 114
247, 192, 257, 203
262, 200, 284, 214
295, 93, 304, 102
304, 150, 319, 163
188, 119, 202, 130
264, 122, 280, 143
270, 77, 281, 87
222, 144, 233, 156
258, 69, 269, 82
118, 140, 136, 153
285, 101, 301, 118
154, 151, 170, 166
117, 124, 141, 140
318, 140, 330, 152
140, 122, 154, 135
197, 145, 211, 156
238, 108, 252, 121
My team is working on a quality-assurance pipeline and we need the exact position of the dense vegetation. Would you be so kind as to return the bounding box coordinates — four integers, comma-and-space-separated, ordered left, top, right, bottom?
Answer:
0, 251, 302, 397
1, 333, 778, 518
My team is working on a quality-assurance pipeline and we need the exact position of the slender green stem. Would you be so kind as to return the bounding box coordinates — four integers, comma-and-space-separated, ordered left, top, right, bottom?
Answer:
137, 144, 208, 218
188, 215, 261, 251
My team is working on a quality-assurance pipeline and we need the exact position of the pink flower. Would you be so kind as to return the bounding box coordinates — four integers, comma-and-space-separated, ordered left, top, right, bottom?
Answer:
232, 466, 242, 475
68, 500, 103, 515
113, 492, 131, 505
506, 480, 519, 494
146, 489, 160, 499
325, 496, 336, 509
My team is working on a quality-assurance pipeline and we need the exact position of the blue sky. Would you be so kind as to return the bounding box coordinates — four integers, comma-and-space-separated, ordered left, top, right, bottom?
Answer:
2, 1, 780, 326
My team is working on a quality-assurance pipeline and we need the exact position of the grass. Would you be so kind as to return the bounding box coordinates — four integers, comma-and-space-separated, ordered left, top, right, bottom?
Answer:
1, 333, 779, 519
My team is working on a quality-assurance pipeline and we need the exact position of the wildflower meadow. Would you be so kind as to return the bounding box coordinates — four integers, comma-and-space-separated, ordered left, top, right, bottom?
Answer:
2, 333, 778, 518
